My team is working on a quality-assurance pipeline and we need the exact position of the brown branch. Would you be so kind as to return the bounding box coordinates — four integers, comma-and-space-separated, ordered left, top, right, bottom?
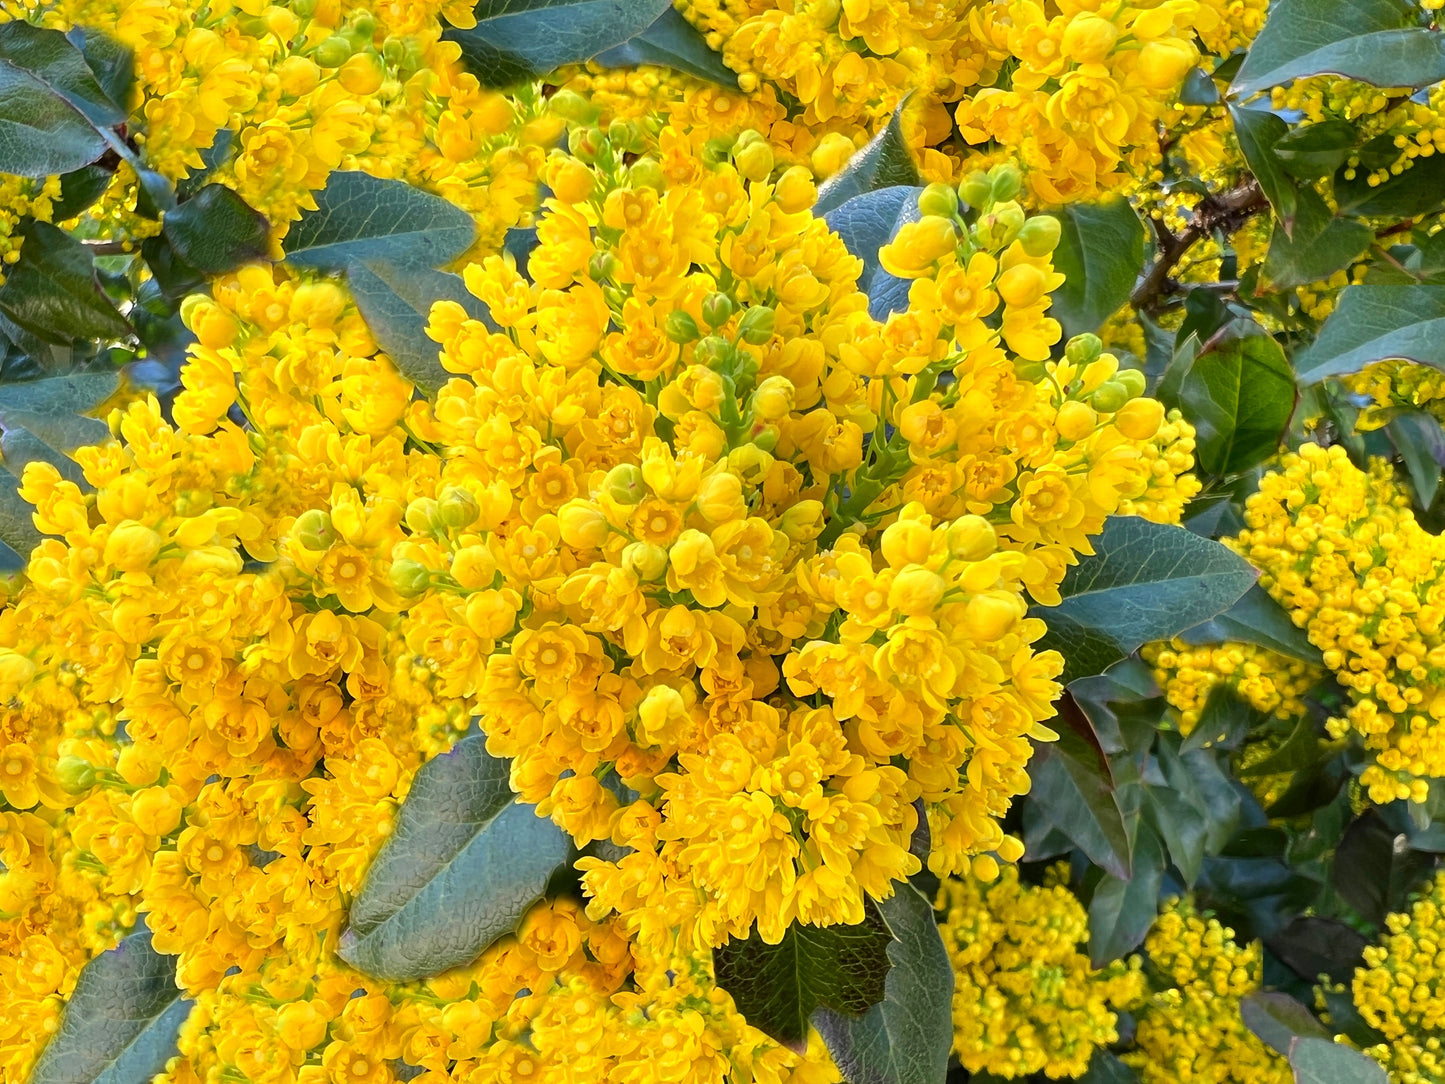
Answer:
1131, 177, 1268, 314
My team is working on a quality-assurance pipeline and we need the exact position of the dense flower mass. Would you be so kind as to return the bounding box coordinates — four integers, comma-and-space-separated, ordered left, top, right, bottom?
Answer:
1234, 443, 1445, 805
936, 865, 1143, 1079
1127, 899, 1291, 1084
1144, 638, 1322, 736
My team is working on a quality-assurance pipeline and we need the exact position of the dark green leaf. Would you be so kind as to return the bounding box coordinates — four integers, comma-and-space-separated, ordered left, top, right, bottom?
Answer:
1079, 1052, 1141, 1084
1228, 105, 1297, 228
1239, 715, 1323, 778
345, 259, 492, 397
31, 928, 191, 1084
1181, 686, 1273, 755
1162, 743, 1242, 853
1289, 1037, 1387, 1084
67, 27, 133, 110
1262, 186, 1372, 291
1273, 119, 1358, 181
822, 185, 921, 318
1176, 583, 1324, 666
591, 7, 738, 87
51, 163, 115, 222
1048, 197, 1145, 337
1387, 408, 1445, 508
1294, 284, 1445, 383
813, 885, 953, 1084
1240, 991, 1330, 1056
1332, 811, 1437, 927
0, 223, 131, 343
285, 171, 476, 272
1145, 784, 1207, 886
814, 104, 921, 216
140, 235, 205, 303
444, 0, 670, 88
1171, 322, 1295, 476
713, 898, 892, 1049
1026, 727, 1133, 879
1232, 0, 1444, 97
1029, 516, 1258, 686
337, 734, 570, 980
1336, 153, 1445, 219
1267, 917, 1368, 984
1087, 830, 1164, 965
162, 184, 269, 274
0, 21, 124, 177
1178, 68, 1219, 106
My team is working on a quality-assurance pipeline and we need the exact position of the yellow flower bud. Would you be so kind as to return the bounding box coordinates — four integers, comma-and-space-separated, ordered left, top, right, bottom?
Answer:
547, 156, 595, 203
1136, 38, 1196, 90
437, 486, 479, 529
964, 593, 1022, 640
879, 216, 958, 279
131, 786, 183, 836
735, 140, 775, 183
752, 375, 795, 421
104, 521, 162, 572
605, 464, 646, 505
1061, 14, 1118, 63
947, 515, 996, 560
1115, 397, 1165, 441
972, 853, 1001, 881
276, 55, 321, 97
997, 264, 1048, 308
811, 132, 857, 178
695, 473, 746, 525
276, 1002, 328, 1053
117, 743, 162, 786
881, 517, 932, 568
888, 567, 946, 616
623, 541, 669, 581
558, 499, 609, 548
774, 166, 817, 213
778, 500, 825, 542
294, 509, 337, 551
337, 51, 384, 95
1056, 400, 1098, 442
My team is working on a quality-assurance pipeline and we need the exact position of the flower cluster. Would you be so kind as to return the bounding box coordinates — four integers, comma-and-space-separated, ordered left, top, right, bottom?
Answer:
1234, 443, 1445, 805
936, 865, 1143, 1079
1350, 870, 1445, 1084
1127, 899, 1292, 1084
1143, 639, 1323, 735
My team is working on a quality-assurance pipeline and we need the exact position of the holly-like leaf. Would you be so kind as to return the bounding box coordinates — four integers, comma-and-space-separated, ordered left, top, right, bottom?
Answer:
1030, 516, 1258, 686
814, 104, 921, 216
713, 898, 892, 1049
31, 928, 192, 1084
1288, 1037, 1387, 1084
1293, 284, 1445, 383
822, 185, 922, 319
285, 171, 476, 272
345, 259, 495, 397
0, 21, 124, 177
1336, 154, 1445, 219
1273, 119, 1358, 182
1262, 186, 1372, 291
337, 734, 570, 980
1048, 197, 1146, 337
1177, 583, 1324, 667
813, 885, 953, 1084
444, 0, 671, 88
1164, 321, 1295, 476
1332, 811, 1437, 927
0, 223, 131, 344
1026, 725, 1133, 879
1228, 105, 1298, 229
1241, 991, 1331, 1056
1145, 784, 1208, 886
591, 7, 738, 87
1080, 1052, 1141, 1084
1386, 408, 1445, 509
1088, 830, 1165, 965
1267, 917, 1369, 984
1232, 0, 1445, 98
162, 184, 269, 274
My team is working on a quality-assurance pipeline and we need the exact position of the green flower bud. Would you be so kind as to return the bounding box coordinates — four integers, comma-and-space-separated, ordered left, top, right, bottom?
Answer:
390, 559, 431, 596
1013, 358, 1049, 383
918, 182, 959, 218
607, 118, 642, 153
567, 126, 603, 163
404, 497, 440, 534
381, 37, 404, 65
693, 335, 735, 369
734, 140, 774, 183
1115, 367, 1147, 398
750, 423, 780, 452
958, 170, 992, 210
1065, 333, 1104, 365
628, 157, 665, 190
588, 251, 621, 283
665, 310, 701, 344
734, 128, 766, 149
604, 464, 645, 505
549, 89, 600, 124
738, 305, 776, 345
989, 162, 1023, 202
57, 756, 98, 794
313, 36, 352, 67
294, 509, 337, 551
437, 486, 479, 529
975, 202, 1025, 249
1017, 215, 1062, 258
701, 293, 735, 329
1090, 380, 1131, 413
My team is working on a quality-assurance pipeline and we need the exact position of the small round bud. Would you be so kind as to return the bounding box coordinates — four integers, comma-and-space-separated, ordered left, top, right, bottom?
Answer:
1013, 358, 1049, 383
701, 293, 734, 329
567, 126, 602, 163
777, 500, 825, 542
665, 310, 700, 344
917, 182, 959, 218
104, 521, 162, 572
604, 464, 646, 505
989, 163, 1023, 202
548, 88, 600, 124
313, 36, 352, 68
131, 786, 183, 836
1115, 367, 1147, 398
734, 140, 774, 183
437, 486, 480, 529
390, 559, 431, 595
57, 756, 97, 794
588, 251, 621, 282
1065, 333, 1104, 366
628, 157, 665, 190
1115, 397, 1165, 441
623, 541, 668, 581
997, 263, 1048, 308
692, 335, 734, 369
404, 498, 440, 534
975, 201, 1025, 248
773, 166, 817, 213
947, 515, 996, 560
1017, 215, 1062, 257
957, 170, 992, 209
738, 305, 776, 345
751, 375, 795, 421
607, 118, 642, 152
558, 499, 609, 548
1056, 400, 1098, 442
1090, 380, 1131, 413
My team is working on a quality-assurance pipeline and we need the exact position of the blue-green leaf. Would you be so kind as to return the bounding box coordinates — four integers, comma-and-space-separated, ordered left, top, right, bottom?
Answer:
1293, 284, 1445, 383
285, 171, 476, 272
814, 104, 921, 217
337, 734, 570, 980
163, 184, 269, 275
822, 185, 921, 319
1030, 516, 1259, 686
592, 7, 738, 87
1177, 583, 1324, 667
31, 928, 191, 1084
1289, 1038, 1387, 1084
813, 885, 953, 1084
1049, 197, 1145, 337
